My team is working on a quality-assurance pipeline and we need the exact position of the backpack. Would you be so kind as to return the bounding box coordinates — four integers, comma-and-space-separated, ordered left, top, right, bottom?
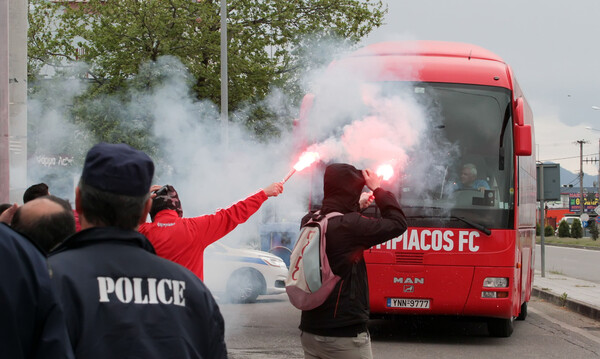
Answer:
285, 210, 343, 310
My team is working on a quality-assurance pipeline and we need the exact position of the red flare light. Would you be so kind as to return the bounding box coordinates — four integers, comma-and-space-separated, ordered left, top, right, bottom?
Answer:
282, 151, 320, 183
376, 164, 394, 181
293, 151, 320, 171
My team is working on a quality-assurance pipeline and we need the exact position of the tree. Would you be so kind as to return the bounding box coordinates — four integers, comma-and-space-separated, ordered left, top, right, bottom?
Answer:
28, 0, 386, 140
557, 220, 570, 238
570, 218, 583, 239
544, 225, 554, 237
589, 220, 599, 241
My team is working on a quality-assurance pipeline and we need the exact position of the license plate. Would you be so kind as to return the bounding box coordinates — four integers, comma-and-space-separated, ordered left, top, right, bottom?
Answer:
387, 298, 430, 308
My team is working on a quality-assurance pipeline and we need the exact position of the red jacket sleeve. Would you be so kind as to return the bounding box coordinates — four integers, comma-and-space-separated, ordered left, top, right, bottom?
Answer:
188, 190, 268, 247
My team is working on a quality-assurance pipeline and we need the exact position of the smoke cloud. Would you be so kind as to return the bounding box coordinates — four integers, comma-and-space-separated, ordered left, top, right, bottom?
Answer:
28, 40, 457, 237
26, 38, 465, 342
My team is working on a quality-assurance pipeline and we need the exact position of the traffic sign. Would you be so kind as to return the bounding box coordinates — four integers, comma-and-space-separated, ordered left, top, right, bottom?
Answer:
581, 213, 590, 222
595, 206, 600, 216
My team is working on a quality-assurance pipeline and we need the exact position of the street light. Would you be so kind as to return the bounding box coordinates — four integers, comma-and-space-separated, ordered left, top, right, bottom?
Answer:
220, 0, 228, 149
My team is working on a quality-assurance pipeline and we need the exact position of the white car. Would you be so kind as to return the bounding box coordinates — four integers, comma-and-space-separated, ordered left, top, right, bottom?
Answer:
203, 242, 288, 303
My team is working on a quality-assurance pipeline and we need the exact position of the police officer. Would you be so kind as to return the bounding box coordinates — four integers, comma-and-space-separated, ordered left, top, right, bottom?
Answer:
49, 143, 227, 358
0, 223, 74, 359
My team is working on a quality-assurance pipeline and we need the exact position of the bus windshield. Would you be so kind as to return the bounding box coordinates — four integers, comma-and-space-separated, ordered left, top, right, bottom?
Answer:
383, 82, 515, 230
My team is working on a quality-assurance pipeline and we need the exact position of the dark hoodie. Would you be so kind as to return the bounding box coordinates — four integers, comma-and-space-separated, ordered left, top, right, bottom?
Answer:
299, 163, 407, 337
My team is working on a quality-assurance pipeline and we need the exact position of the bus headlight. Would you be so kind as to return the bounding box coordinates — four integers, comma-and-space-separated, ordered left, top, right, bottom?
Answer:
483, 277, 508, 288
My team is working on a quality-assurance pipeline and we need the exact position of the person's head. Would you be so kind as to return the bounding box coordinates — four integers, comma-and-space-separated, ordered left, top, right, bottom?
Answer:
321, 163, 366, 214
460, 163, 478, 186
76, 142, 154, 230
149, 185, 183, 222
0, 203, 11, 214
23, 183, 49, 203
11, 195, 76, 252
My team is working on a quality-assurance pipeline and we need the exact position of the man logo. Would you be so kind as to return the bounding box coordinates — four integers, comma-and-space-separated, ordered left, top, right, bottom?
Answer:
393, 277, 424, 284
403, 285, 414, 293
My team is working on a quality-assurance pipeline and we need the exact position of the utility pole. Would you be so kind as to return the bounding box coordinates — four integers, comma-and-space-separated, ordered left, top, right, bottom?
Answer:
220, 0, 228, 150
583, 140, 600, 211
576, 140, 589, 215
0, 0, 8, 203
538, 162, 546, 277
8, 0, 28, 203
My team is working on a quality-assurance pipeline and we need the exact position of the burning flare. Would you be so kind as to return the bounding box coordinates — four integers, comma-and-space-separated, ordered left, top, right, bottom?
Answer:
293, 151, 320, 171
282, 151, 320, 183
376, 164, 394, 181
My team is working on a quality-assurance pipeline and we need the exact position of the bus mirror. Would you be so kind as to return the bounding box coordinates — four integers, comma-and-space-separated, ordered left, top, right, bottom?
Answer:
514, 97, 524, 126
514, 124, 532, 156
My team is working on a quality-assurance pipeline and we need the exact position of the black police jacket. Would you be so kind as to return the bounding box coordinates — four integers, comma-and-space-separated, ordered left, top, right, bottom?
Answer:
49, 227, 227, 359
0, 223, 74, 359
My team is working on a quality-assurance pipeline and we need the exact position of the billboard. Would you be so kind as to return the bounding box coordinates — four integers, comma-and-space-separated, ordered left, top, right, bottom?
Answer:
568, 192, 599, 213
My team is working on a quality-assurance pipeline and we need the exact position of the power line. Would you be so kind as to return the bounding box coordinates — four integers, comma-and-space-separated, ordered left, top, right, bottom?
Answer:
540, 152, 599, 162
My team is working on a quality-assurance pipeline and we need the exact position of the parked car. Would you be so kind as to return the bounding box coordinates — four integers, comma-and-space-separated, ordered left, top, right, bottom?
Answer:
204, 242, 288, 303
559, 216, 577, 227
555, 216, 576, 236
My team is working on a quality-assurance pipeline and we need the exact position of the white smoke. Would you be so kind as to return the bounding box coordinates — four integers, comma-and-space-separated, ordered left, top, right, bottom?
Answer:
27, 40, 456, 234
26, 37, 464, 343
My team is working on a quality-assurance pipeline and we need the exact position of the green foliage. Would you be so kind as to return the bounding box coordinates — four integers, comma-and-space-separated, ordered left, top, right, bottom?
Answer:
570, 218, 583, 239
559, 292, 568, 306
589, 220, 599, 241
28, 0, 386, 141
536, 222, 540, 236
557, 220, 570, 238
544, 225, 554, 237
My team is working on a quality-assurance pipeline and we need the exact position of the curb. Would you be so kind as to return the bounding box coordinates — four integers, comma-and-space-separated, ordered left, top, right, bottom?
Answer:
532, 287, 600, 321
536, 242, 600, 251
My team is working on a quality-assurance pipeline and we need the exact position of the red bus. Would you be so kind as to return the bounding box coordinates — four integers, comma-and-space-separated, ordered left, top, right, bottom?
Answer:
295, 41, 535, 337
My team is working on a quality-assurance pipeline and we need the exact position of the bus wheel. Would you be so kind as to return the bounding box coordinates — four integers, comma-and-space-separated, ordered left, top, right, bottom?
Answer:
487, 317, 514, 337
517, 302, 528, 321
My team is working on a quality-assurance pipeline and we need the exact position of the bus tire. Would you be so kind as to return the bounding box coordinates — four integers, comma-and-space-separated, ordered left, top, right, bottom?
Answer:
517, 301, 528, 321
487, 317, 514, 337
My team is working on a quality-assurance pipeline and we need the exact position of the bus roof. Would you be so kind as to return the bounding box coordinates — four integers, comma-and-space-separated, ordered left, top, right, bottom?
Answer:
331, 41, 513, 88
350, 41, 505, 62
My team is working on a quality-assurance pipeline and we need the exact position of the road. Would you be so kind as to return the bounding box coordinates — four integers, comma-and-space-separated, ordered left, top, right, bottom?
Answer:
535, 244, 600, 283
220, 293, 600, 359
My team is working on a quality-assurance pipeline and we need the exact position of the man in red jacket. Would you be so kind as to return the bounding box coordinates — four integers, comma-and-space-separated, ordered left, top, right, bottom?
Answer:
139, 182, 283, 280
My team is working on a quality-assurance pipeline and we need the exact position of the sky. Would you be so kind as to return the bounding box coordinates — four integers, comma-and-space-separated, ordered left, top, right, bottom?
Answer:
360, 0, 600, 179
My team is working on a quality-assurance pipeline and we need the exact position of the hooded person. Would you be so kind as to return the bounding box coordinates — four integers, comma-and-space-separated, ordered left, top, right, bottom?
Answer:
139, 181, 283, 281
298, 163, 407, 359
48, 142, 227, 359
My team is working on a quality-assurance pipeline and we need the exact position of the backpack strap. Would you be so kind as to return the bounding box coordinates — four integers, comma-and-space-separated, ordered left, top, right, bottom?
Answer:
316, 211, 356, 301
307, 210, 342, 225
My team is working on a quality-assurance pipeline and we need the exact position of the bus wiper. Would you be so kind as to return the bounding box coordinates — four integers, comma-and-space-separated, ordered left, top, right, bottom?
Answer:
451, 216, 491, 236
405, 214, 491, 236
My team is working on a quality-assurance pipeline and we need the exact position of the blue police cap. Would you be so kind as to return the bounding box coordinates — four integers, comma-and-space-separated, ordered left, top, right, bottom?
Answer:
81, 143, 154, 197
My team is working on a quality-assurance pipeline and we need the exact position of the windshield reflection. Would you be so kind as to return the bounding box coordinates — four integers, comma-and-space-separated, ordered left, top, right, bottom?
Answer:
381, 83, 515, 230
